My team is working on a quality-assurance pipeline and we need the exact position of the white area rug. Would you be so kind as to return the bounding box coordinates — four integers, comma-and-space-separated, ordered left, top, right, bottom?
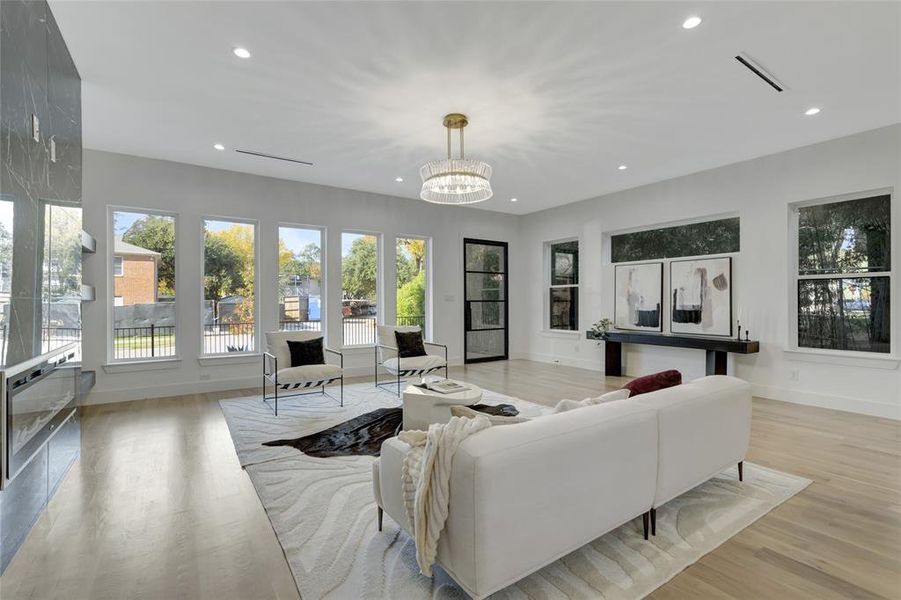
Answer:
219, 383, 810, 599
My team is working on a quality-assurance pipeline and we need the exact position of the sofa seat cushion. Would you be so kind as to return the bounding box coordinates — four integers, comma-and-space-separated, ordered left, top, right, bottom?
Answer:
383, 354, 446, 376
623, 369, 682, 397
275, 363, 342, 389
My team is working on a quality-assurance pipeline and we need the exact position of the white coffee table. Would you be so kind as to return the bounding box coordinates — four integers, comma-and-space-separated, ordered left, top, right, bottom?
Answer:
402, 378, 484, 431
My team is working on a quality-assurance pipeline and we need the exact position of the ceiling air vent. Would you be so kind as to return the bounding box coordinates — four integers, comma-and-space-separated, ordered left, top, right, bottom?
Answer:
734, 52, 785, 92
235, 149, 313, 166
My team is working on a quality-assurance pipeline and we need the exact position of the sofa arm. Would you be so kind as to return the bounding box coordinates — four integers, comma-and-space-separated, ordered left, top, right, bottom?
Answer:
376, 437, 413, 533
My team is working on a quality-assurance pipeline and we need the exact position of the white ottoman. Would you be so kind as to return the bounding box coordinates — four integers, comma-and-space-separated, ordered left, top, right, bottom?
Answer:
402, 379, 484, 431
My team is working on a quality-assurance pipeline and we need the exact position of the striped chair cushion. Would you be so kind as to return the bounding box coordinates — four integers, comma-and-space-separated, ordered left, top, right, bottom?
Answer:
383, 355, 446, 377
275, 364, 342, 390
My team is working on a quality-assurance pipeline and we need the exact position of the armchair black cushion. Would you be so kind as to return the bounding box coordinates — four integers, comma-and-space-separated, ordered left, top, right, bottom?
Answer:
395, 330, 427, 358
287, 338, 325, 367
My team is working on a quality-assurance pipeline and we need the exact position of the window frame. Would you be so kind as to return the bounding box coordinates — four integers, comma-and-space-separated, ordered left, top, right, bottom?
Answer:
394, 234, 431, 340
340, 229, 382, 348
788, 188, 895, 358
277, 223, 326, 334
106, 206, 180, 364
200, 215, 260, 357
113, 256, 123, 277
545, 237, 580, 332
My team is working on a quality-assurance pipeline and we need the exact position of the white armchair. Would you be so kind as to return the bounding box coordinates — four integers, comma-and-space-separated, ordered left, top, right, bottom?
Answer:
262, 330, 343, 415
374, 325, 447, 395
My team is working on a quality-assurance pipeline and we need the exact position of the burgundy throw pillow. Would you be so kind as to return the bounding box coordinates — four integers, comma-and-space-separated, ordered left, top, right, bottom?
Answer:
622, 369, 682, 397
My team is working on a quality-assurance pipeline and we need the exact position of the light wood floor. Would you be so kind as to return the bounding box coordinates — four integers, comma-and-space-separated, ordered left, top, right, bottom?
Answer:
1, 360, 899, 599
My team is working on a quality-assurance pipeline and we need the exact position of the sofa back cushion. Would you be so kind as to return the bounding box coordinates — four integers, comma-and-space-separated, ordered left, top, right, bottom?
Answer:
265, 330, 323, 368
623, 369, 682, 397
631, 375, 751, 506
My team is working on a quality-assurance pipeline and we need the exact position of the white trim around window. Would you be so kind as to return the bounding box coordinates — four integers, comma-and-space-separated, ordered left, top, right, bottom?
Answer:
277, 223, 326, 336
340, 229, 382, 348
545, 237, 580, 332
105, 206, 180, 365
200, 215, 260, 357
787, 187, 896, 360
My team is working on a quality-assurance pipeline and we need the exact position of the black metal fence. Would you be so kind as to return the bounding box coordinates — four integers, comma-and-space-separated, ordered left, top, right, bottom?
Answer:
203, 322, 255, 354
279, 320, 322, 332
114, 324, 176, 360
396, 315, 425, 328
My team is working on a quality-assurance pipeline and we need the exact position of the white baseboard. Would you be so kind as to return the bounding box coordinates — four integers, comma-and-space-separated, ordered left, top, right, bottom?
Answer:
750, 383, 900, 420
518, 354, 900, 420
83, 375, 261, 405
512, 351, 602, 372
83, 356, 464, 406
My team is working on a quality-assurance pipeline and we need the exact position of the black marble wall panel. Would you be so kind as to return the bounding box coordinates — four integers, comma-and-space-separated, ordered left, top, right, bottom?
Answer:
1, 0, 82, 367
0, 0, 82, 575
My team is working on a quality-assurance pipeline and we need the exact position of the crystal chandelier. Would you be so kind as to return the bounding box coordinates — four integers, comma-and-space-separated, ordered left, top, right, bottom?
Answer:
420, 113, 493, 205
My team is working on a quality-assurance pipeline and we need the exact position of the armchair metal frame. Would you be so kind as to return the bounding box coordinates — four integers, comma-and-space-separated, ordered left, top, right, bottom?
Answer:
262, 348, 344, 416
374, 341, 449, 396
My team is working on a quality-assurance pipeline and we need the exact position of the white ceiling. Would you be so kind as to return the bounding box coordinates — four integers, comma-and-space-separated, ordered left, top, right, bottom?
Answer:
50, 1, 900, 215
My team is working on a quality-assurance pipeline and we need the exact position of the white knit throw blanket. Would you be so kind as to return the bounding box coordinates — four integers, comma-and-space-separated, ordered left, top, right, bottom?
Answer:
398, 415, 491, 576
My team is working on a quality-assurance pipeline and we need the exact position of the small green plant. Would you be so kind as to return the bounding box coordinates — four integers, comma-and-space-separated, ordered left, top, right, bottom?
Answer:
589, 318, 613, 342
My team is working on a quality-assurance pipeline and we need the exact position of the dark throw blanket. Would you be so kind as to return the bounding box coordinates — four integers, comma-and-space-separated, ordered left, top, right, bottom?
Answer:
263, 404, 520, 458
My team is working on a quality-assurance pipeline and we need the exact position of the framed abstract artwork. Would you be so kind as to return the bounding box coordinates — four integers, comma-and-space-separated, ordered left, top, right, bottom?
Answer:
670, 256, 733, 337
614, 262, 663, 332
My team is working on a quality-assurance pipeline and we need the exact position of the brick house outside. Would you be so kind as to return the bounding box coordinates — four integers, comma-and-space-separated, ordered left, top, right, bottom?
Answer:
114, 237, 159, 306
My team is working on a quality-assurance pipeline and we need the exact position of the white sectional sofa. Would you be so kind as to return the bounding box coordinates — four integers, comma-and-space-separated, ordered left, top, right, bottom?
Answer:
372, 375, 752, 599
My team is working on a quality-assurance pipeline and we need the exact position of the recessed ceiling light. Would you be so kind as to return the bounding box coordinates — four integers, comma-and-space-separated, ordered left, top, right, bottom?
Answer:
395, 176, 404, 182
233, 47, 251, 59
510, 197, 518, 202
804, 107, 821, 116
213, 143, 225, 151
618, 165, 628, 170
682, 16, 702, 29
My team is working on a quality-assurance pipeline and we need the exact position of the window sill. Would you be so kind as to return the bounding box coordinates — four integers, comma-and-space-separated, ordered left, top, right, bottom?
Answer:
103, 358, 182, 374
783, 348, 900, 370
341, 345, 375, 352
539, 329, 580, 338
197, 353, 262, 367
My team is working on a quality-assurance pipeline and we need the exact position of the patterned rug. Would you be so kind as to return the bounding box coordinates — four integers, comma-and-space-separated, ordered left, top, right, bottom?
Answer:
219, 383, 810, 599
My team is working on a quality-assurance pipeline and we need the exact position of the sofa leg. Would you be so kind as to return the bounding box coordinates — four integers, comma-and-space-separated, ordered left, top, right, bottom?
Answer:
378, 506, 383, 532
642, 512, 649, 540
650, 508, 656, 536
738, 461, 744, 482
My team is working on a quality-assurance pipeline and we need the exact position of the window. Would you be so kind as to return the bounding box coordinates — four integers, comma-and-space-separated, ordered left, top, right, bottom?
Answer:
396, 237, 428, 336
795, 193, 891, 354
42, 203, 82, 354
548, 240, 579, 330
203, 218, 256, 354
278, 226, 323, 332
341, 232, 378, 345
611, 217, 740, 263
111, 210, 176, 360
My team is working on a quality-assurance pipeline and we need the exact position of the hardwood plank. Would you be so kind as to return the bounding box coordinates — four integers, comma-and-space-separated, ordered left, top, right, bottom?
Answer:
1, 359, 898, 600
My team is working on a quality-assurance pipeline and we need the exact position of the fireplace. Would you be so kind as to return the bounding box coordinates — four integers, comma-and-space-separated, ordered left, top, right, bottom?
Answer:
1, 345, 78, 487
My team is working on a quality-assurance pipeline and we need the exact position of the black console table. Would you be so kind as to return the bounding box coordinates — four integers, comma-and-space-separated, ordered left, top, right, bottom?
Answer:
586, 331, 759, 376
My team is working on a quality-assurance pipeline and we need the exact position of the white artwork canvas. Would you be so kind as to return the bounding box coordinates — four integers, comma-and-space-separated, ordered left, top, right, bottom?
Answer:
670, 257, 733, 336
614, 263, 663, 332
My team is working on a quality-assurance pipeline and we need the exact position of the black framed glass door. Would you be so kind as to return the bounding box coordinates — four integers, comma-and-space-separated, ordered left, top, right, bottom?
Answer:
464, 239, 508, 363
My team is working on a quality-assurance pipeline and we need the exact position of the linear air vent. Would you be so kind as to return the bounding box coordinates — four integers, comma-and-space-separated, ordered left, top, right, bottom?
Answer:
235, 149, 313, 166
734, 53, 785, 92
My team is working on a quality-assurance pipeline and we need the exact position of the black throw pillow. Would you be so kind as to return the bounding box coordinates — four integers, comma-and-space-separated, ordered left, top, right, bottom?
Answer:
395, 330, 426, 358
287, 338, 325, 367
